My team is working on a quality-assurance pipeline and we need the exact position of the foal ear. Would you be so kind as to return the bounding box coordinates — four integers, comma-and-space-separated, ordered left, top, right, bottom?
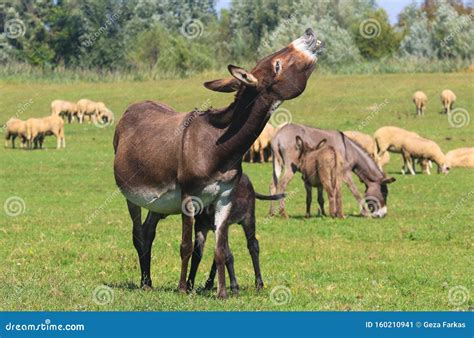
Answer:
204, 77, 241, 93
228, 65, 258, 87
316, 138, 327, 150
295, 136, 304, 152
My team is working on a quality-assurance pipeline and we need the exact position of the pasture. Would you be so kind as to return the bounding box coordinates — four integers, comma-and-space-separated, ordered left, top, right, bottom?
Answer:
0, 72, 473, 311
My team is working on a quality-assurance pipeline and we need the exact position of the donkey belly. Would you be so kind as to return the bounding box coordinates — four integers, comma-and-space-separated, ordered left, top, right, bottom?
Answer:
122, 181, 233, 215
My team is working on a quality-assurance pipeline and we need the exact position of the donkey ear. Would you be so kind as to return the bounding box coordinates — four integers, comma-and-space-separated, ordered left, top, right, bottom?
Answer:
382, 177, 396, 184
228, 65, 258, 87
204, 77, 241, 93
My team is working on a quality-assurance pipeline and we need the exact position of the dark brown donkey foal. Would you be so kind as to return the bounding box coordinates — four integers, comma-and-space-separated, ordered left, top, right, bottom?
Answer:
186, 174, 284, 293
113, 28, 324, 298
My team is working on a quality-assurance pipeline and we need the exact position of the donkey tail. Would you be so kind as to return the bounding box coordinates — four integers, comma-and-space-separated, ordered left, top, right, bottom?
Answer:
255, 192, 285, 201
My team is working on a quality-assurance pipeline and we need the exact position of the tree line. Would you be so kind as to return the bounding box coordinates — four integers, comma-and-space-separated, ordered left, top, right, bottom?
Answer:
0, 0, 472, 79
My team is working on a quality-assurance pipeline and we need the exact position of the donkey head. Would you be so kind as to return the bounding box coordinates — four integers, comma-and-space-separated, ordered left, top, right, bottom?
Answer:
205, 28, 324, 100
364, 177, 396, 218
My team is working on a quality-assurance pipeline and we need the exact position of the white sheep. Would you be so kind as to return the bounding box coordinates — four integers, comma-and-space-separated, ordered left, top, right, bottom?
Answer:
441, 89, 456, 115
26, 115, 65, 149
51, 100, 78, 123
445, 148, 474, 168
401, 137, 448, 174
4, 117, 27, 148
412, 91, 427, 116
249, 123, 275, 162
374, 126, 448, 174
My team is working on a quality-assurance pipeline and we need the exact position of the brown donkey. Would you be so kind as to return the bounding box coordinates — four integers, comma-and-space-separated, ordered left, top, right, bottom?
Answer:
113, 29, 324, 298
296, 137, 344, 218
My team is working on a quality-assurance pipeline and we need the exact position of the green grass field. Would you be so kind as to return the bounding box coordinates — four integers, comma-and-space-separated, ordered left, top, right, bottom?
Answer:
1, 72, 473, 311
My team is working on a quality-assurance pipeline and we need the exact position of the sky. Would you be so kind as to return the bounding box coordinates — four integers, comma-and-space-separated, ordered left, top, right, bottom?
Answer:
215, 0, 422, 25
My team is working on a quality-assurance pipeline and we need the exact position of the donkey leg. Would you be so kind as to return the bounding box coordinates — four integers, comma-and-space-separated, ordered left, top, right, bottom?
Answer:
317, 185, 326, 217
242, 214, 263, 290
268, 149, 283, 216
304, 182, 312, 218
343, 172, 366, 216
187, 220, 209, 291
225, 246, 239, 294
277, 166, 296, 218
214, 190, 234, 299
178, 194, 195, 293
127, 200, 151, 288
204, 260, 217, 290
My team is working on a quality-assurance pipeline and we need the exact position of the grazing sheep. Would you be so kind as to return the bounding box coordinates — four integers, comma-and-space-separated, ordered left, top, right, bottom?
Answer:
26, 116, 65, 149
4, 118, 27, 148
446, 148, 474, 168
401, 137, 448, 174
51, 100, 78, 123
413, 91, 427, 116
296, 136, 344, 218
374, 126, 448, 174
343, 130, 390, 169
77, 99, 98, 124
249, 123, 275, 162
441, 89, 456, 114
97, 108, 114, 125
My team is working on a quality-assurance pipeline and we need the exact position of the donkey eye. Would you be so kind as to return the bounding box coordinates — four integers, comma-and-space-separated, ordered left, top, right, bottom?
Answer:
275, 60, 281, 74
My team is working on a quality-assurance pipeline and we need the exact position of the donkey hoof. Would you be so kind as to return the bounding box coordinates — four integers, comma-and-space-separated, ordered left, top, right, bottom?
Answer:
255, 281, 264, 291
141, 284, 153, 291
140, 279, 153, 290
186, 281, 194, 292
304, 213, 311, 219
177, 283, 188, 294
230, 285, 240, 295
280, 211, 289, 219
217, 289, 228, 299
204, 279, 214, 291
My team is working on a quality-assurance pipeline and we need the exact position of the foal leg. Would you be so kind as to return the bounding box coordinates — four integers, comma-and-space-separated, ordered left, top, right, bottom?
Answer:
317, 185, 326, 217
225, 245, 239, 294
242, 213, 263, 290
304, 182, 312, 218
